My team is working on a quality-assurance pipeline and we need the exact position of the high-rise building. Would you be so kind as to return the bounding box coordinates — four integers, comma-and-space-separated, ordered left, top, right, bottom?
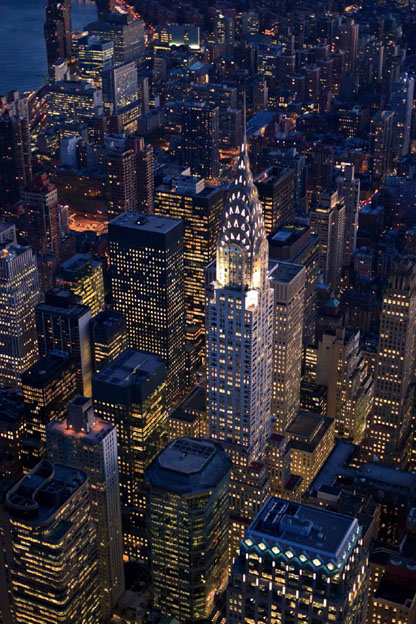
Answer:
255, 166, 295, 235
21, 352, 77, 462
44, 0, 72, 68
109, 212, 185, 404
227, 497, 369, 624
179, 102, 220, 180
369, 110, 395, 180
0, 388, 26, 482
91, 309, 128, 372
154, 173, 223, 363
336, 164, 360, 267
56, 253, 105, 317
92, 349, 167, 560
206, 139, 273, 551
145, 438, 231, 622
105, 134, 154, 216
22, 174, 62, 263
269, 260, 305, 434
46, 397, 124, 619
269, 223, 320, 346
76, 35, 114, 86
389, 73, 414, 158
7, 460, 100, 623
0, 93, 32, 207
366, 259, 416, 467
36, 289, 93, 397
87, 13, 145, 67
0, 231, 39, 388
309, 189, 345, 292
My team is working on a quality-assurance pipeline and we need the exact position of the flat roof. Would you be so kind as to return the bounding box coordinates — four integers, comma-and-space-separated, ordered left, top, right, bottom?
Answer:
21, 352, 70, 385
47, 415, 114, 445
247, 496, 359, 565
158, 438, 216, 475
286, 411, 326, 439
269, 259, 304, 283
94, 349, 164, 387
109, 211, 181, 234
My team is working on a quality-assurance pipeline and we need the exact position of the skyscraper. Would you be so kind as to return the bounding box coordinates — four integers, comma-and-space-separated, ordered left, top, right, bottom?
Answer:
309, 189, 345, 293
0, 230, 39, 388
154, 173, 223, 364
369, 110, 395, 180
389, 73, 414, 158
269, 260, 305, 434
336, 164, 360, 267
36, 289, 93, 397
92, 349, 167, 560
44, 0, 72, 68
7, 460, 100, 623
366, 259, 416, 467
145, 438, 231, 622
255, 166, 295, 235
179, 102, 220, 180
87, 13, 145, 67
206, 138, 273, 551
46, 397, 124, 620
109, 212, 185, 404
227, 497, 369, 624
0, 93, 32, 207
91, 309, 128, 373
22, 174, 62, 263
0, 388, 26, 482
56, 253, 105, 317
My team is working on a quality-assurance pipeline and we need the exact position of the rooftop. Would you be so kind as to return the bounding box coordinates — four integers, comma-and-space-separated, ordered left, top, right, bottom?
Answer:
269, 259, 304, 284
109, 211, 182, 235
21, 352, 71, 386
247, 496, 359, 565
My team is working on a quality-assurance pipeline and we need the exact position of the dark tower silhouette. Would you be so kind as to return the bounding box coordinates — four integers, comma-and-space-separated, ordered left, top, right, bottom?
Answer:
96, 0, 116, 17
44, 0, 72, 68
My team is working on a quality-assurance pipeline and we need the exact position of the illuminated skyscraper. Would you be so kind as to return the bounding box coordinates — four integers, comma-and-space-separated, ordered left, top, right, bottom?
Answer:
76, 35, 114, 86
206, 138, 273, 551
227, 497, 369, 624
46, 397, 124, 620
269, 260, 305, 434
369, 110, 395, 180
22, 174, 62, 262
57, 253, 105, 317
0, 232, 39, 388
92, 349, 167, 560
91, 309, 128, 373
44, 0, 72, 68
0, 388, 26, 482
154, 174, 222, 364
0, 93, 32, 207
366, 259, 416, 467
179, 102, 220, 180
145, 438, 231, 622
7, 460, 100, 623
255, 166, 295, 235
36, 289, 93, 397
109, 212, 185, 404
389, 73, 414, 158
87, 13, 145, 67
336, 164, 360, 267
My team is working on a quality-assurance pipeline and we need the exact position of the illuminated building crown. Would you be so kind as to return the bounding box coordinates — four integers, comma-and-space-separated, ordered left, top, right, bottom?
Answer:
216, 140, 268, 291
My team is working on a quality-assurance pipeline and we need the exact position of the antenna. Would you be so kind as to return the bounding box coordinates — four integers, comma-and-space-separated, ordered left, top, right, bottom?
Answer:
243, 89, 247, 148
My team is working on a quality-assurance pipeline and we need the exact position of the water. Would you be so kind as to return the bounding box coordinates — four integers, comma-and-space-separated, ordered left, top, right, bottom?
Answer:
0, 0, 97, 95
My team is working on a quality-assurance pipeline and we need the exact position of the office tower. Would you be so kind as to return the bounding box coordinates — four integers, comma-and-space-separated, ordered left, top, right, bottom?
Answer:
338, 18, 359, 70
44, 0, 72, 68
47, 80, 103, 123
309, 189, 345, 292
0, 388, 26, 481
154, 174, 222, 364
0, 235, 39, 388
145, 438, 231, 622
56, 253, 105, 317
21, 352, 77, 468
336, 164, 360, 266
206, 139, 273, 551
269, 260, 305, 434
76, 35, 114, 86
87, 14, 145, 66
105, 134, 154, 216
92, 349, 167, 560
369, 110, 395, 180
91, 309, 128, 372
36, 289, 93, 397
366, 259, 416, 467
389, 73, 414, 158
255, 166, 295, 235
96, 0, 116, 18
168, 385, 208, 441
7, 460, 100, 623
109, 213, 185, 404
0, 94, 32, 207
269, 223, 320, 346
179, 102, 220, 180
22, 174, 61, 262
316, 329, 374, 443
102, 62, 141, 133
307, 144, 334, 196
47, 397, 124, 619
227, 497, 369, 624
